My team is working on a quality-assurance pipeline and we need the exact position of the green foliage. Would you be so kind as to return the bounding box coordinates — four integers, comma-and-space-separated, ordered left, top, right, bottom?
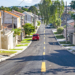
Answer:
57, 27, 64, 34
28, 6, 38, 15
71, 14, 75, 20
12, 28, 21, 36
21, 7, 28, 11
71, 1, 75, 9
64, 25, 66, 28
23, 23, 35, 35
39, 0, 64, 26
0, 6, 11, 11
37, 21, 41, 26
55, 18, 61, 28
11, 6, 23, 13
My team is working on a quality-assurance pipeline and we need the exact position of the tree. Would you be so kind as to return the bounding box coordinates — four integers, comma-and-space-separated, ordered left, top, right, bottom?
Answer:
23, 23, 35, 35
28, 6, 38, 15
21, 7, 28, 11
39, 0, 64, 26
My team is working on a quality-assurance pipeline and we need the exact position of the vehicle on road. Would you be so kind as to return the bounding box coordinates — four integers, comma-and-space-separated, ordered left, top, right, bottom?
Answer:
32, 34, 40, 41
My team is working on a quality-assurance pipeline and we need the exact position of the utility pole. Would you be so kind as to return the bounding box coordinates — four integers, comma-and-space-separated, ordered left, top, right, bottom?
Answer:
66, 1, 68, 43
3, 10, 5, 35
12, 16, 14, 29
21, 16, 22, 41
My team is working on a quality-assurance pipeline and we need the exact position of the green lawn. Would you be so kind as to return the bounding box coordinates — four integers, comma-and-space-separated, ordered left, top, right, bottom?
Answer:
0, 51, 17, 55
54, 32, 61, 34
21, 38, 32, 43
10, 49, 23, 50
60, 41, 71, 44
63, 44, 75, 46
16, 44, 28, 47
25, 36, 32, 38
55, 35, 64, 39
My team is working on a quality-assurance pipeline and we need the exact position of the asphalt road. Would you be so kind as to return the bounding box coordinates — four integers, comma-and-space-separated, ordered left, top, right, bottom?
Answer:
0, 24, 75, 75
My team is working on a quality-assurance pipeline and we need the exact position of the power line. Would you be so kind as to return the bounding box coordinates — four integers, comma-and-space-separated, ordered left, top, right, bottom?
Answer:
18, 0, 24, 6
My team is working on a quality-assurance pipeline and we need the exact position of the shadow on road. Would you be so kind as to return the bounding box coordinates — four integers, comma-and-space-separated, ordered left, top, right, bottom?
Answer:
48, 42, 59, 45
8, 49, 75, 74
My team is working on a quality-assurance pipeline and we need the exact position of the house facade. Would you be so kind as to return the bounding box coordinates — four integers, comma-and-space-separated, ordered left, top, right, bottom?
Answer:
23, 11, 34, 24
12, 10, 25, 25
1, 10, 21, 29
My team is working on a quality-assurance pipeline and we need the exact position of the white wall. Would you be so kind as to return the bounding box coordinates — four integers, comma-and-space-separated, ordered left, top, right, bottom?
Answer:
23, 12, 33, 24
1, 12, 21, 28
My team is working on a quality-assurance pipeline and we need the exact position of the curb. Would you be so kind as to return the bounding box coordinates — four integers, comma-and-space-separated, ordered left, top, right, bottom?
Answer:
52, 29, 75, 55
51, 30, 63, 47
0, 26, 40, 62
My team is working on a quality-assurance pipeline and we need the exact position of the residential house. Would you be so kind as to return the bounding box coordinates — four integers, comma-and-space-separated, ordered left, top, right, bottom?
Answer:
63, 20, 75, 44
1, 10, 21, 29
0, 12, 14, 50
12, 10, 25, 26
23, 11, 38, 28
23, 11, 34, 24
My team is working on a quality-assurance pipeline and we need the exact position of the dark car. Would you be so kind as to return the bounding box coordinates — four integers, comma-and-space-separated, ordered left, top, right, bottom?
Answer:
32, 34, 40, 41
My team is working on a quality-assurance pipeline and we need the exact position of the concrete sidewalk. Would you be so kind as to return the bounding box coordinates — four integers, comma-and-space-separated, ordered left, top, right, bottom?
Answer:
52, 29, 75, 55
0, 26, 40, 62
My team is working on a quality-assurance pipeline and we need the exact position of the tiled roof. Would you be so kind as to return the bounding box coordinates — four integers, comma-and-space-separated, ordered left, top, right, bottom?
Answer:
4, 10, 20, 18
12, 10, 25, 16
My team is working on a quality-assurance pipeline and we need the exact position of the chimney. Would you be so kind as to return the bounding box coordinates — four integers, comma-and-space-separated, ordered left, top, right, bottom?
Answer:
0, 12, 2, 30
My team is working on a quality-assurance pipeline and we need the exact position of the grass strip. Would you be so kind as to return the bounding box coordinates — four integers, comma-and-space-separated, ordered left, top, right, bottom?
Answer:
63, 44, 75, 46
10, 49, 23, 50
55, 35, 64, 39
0, 51, 17, 55
60, 41, 71, 44
16, 44, 28, 47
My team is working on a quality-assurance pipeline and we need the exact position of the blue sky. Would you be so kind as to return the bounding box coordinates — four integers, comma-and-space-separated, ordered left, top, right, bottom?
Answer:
0, 0, 72, 7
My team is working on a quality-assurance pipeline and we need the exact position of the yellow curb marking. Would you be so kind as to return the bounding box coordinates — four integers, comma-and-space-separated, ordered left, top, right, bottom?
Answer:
43, 52, 45, 55
44, 42, 45, 44
44, 37, 45, 39
44, 47, 45, 49
41, 62, 46, 72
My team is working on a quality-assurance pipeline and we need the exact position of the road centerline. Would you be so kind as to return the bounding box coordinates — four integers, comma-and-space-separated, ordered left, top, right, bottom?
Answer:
41, 62, 46, 72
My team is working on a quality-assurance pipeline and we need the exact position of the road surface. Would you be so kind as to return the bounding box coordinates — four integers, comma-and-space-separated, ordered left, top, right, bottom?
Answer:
0, 24, 75, 75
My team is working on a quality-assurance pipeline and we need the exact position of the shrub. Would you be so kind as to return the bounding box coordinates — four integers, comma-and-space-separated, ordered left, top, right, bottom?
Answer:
57, 27, 64, 34
37, 21, 41, 26
23, 23, 35, 35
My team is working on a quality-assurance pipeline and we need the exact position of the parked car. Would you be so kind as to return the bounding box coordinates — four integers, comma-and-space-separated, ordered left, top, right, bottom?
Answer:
32, 34, 40, 41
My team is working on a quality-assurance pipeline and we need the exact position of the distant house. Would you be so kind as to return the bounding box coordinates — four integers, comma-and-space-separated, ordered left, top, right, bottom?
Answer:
23, 11, 34, 24
23, 11, 38, 28
1, 10, 21, 29
12, 10, 25, 25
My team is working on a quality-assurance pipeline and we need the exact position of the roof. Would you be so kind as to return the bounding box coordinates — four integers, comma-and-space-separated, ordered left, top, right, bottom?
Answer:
12, 10, 25, 16
0, 12, 1, 17
4, 10, 20, 18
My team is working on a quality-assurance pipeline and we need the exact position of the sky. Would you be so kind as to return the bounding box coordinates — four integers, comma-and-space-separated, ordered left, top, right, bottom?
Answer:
0, 0, 72, 7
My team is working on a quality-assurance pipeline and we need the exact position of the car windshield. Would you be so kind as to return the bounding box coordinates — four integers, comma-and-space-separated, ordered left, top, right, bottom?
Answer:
33, 35, 38, 36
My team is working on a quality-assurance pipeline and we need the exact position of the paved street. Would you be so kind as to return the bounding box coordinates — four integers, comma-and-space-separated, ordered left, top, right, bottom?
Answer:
0, 24, 75, 75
